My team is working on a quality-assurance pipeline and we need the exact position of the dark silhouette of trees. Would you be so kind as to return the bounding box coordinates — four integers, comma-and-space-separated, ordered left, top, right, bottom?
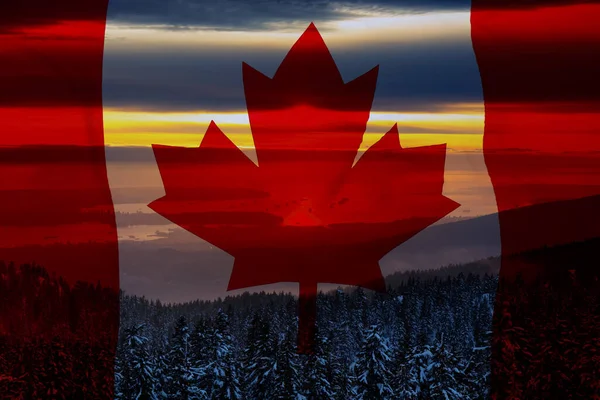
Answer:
0, 262, 118, 399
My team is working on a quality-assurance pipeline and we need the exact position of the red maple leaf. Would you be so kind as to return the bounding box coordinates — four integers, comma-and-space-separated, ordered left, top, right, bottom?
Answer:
149, 23, 459, 353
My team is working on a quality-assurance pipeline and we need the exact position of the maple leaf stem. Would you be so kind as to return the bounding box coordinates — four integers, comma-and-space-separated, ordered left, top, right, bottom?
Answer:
297, 281, 318, 355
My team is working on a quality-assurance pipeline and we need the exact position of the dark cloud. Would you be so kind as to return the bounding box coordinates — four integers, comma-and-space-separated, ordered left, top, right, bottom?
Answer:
107, 0, 600, 32
107, 0, 470, 30
2, 0, 595, 34
103, 40, 483, 112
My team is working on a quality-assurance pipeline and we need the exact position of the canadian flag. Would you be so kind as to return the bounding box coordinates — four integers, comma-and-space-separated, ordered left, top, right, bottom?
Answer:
0, 0, 599, 397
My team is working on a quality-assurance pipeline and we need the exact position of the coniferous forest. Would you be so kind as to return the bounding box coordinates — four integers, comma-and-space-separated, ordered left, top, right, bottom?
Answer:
1, 238, 600, 399
116, 269, 497, 399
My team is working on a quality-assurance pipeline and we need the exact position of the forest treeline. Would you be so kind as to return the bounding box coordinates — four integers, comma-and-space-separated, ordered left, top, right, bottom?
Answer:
116, 270, 497, 399
0, 263, 118, 399
1, 237, 600, 399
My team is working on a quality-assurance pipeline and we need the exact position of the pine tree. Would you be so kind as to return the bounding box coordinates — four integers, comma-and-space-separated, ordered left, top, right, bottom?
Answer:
210, 310, 242, 400
115, 342, 125, 399
327, 329, 354, 400
153, 349, 169, 399
331, 289, 354, 365
492, 296, 527, 399
350, 288, 369, 345
390, 337, 417, 400
453, 273, 475, 352
303, 327, 334, 399
332, 360, 355, 400
167, 316, 205, 399
428, 337, 469, 400
399, 291, 417, 352
354, 324, 394, 400
190, 317, 213, 395
41, 336, 72, 398
121, 324, 159, 400
108, 265, 500, 399
242, 312, 276, 398
271, 329, 304, 399
470, 293, 493, 398
417, 295, 433, 347
405, 345, 435, 399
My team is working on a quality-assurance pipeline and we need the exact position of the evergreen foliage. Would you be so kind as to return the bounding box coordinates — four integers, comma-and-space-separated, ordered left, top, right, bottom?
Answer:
113, 268, 499, 399
5, 245, 599, 399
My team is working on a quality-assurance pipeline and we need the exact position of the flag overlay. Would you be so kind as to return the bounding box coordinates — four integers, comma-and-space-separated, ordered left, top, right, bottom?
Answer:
0, 0, 599, 398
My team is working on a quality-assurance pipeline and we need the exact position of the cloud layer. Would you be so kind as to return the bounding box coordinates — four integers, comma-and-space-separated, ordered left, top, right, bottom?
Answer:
103, 30, 482, 112
107, 0, 470, 30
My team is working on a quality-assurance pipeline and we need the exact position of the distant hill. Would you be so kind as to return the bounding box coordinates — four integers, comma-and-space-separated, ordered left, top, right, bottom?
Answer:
380, 211, 500, 276
385, 256, 500, 289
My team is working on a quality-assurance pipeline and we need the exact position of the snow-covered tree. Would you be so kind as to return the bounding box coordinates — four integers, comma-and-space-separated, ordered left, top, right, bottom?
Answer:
354, 324, 394, 400
242, 312, 276, 398
391, 338, 417, 400
167, 316, 205, 399
271, 329, 304, 399
115, 344, 125, 399
404, 345, 434, 399
210, 310, 242, 400
303, 327, 334, 399
121, 324, 159, 400
330, 289, 355, 365
110, 265, 499, 399
427, 337, 470, 399
190, 316, 213, 394
327, 329, 355, 400
1, 259, 505, 399
153, 349, 169, 399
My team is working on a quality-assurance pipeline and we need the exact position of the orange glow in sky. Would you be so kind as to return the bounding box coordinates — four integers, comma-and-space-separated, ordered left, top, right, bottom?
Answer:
103, 104, 484, 155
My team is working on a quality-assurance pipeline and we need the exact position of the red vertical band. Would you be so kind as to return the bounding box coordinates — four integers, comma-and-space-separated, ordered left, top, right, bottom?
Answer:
0, 1, 117, 398
298, 282, 318, 354
472, 3, 600, 261
472, 2, 600, 397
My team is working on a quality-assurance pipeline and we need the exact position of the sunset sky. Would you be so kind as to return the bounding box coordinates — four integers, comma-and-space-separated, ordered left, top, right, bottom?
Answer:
104, 14, 483, 144
102, 0, 495, 216
99, 0, 501, 300
102, 1, 482, 150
